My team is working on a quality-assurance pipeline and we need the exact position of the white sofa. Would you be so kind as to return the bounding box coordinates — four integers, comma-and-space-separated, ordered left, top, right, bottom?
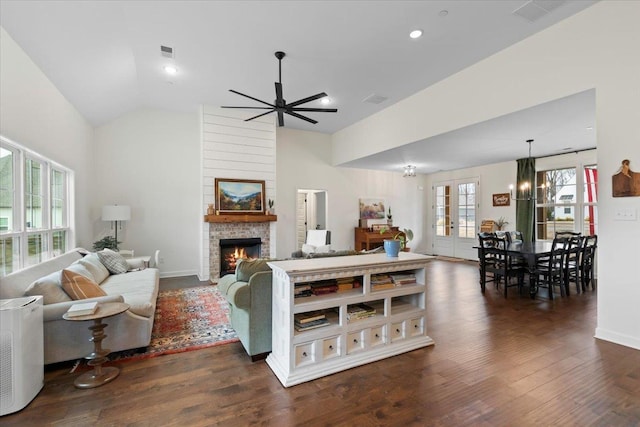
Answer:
0, 249, 159, 364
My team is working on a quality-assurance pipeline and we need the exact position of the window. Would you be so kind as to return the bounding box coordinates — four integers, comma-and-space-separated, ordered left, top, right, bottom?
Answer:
434, 185, 451, 236
535, 164, 597, 240
0, 137, 73, 276
457, 182, 476, 238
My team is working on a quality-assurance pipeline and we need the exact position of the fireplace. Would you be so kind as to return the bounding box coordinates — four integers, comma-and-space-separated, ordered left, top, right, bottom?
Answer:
219, 238, 262, 277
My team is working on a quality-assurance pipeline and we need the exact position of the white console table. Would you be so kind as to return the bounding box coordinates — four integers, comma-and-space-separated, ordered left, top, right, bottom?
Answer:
266, 252, 435, 387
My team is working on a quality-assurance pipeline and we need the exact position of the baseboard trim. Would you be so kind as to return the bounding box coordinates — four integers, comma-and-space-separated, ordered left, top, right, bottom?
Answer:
594, 327, 640, 350
159, 269, 199, 279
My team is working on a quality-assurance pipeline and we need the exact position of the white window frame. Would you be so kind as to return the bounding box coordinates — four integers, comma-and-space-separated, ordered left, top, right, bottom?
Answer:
0, 136, 73, 275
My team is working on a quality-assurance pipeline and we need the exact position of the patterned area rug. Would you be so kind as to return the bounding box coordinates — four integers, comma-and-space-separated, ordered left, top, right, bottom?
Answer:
104, 285, 238, 364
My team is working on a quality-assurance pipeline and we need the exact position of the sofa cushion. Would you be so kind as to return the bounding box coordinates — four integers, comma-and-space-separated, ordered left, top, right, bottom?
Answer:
24, 271, 72, 304
77, 253, 110, 283
217, 274, 240, 296
100, 269, 158, 318
308, 249, 359, 259
98, 249, 129, 274
61, 269, 107, 300
64, 262, 95, 282
236, 258, 271, 282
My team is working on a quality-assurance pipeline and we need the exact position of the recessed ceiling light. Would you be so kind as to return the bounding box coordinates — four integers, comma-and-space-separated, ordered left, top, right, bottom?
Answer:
321, 97, 331, 105
163, 65, 178, 75
409, 29, 423, 39
439, 10, 449, 17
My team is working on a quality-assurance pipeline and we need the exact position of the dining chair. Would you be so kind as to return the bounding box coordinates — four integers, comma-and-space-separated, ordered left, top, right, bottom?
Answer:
477, 234, 525, 297
563, 236, 583, 295
511, 231, 523, 243
580, 235, 598, 291
555, 231, 581, 238
531, 237, 569, 300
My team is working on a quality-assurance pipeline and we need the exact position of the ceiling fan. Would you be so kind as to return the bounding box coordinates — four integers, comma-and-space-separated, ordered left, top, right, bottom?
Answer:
221, 51, 337, 127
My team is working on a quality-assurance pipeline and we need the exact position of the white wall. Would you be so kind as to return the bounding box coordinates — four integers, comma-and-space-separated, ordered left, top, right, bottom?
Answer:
276, 128, 427, 257
200, 107, 276, 280
0, 27, 94, 247
424, 160, 516, 255
332, 2, 640, 350
93, 108, 200, 278
423, 150, 598, 255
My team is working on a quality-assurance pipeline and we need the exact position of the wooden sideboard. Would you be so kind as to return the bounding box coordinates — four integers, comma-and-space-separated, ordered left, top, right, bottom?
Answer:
354, 227, 403, 251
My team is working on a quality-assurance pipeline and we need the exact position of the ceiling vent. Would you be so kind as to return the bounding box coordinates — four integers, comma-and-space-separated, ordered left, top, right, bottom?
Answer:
513, 0, 565, 22
160, 45, 174, 58
362, 94, 388, 105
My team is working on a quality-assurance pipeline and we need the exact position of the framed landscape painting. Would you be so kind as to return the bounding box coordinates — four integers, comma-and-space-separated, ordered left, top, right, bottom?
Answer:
359, 198, 386, 219
215, 178, 265, 214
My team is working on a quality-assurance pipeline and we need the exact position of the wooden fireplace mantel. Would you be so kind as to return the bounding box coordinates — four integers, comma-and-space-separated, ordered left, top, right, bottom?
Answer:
204, 214, 277, 223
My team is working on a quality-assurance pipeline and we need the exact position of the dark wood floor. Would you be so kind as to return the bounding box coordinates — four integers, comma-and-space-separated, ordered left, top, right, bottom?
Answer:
4, 260, 640, 426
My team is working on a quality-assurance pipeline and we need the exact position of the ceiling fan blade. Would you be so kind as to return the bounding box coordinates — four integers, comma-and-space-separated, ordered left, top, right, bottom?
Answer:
245, 109, 276, 122
287, 92, 328, 108
277, 111, 285, 127
275, 82, 283, 102
285, 110, 318, 124
289, 107, 338, 113
221, 106, 274, 109
229, 89, 274, 107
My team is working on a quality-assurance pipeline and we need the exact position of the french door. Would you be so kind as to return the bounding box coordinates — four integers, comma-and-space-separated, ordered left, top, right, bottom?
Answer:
432, 178, 479, 259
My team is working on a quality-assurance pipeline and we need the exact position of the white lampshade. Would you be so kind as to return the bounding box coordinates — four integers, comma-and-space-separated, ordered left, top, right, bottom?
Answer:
102, 205, 131, 221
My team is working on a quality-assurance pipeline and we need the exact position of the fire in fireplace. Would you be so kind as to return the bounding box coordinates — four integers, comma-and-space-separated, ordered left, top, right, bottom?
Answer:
219, 238, 262, 277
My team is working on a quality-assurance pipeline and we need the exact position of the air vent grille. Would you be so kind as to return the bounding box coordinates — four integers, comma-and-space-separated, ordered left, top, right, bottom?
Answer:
160, 45, 174, 58
362, 94, 388, 105
513, 0, 566, 22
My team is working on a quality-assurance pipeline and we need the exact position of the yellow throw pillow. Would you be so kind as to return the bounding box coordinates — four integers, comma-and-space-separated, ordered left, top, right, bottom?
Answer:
61, 269, 107, 300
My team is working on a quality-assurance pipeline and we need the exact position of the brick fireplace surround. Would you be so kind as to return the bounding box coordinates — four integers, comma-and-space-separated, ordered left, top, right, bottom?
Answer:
208, 222, 271, 281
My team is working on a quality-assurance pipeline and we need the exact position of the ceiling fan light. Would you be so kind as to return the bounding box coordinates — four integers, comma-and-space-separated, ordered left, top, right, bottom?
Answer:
409, 29, 423, 39
321, 97, 331, 105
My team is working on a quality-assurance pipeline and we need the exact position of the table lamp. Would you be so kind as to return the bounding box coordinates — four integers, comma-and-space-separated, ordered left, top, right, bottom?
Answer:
102, 205, 131, 250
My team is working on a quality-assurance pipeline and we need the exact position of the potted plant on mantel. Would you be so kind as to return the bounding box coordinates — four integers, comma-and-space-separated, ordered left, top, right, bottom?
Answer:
379, 227, 414, 257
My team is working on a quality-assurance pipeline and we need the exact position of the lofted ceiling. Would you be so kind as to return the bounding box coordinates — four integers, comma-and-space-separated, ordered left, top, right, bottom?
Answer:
0, 0, 597, 172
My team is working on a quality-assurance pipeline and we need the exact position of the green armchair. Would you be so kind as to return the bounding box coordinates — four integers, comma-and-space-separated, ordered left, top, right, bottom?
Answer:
216, 258, 273, 361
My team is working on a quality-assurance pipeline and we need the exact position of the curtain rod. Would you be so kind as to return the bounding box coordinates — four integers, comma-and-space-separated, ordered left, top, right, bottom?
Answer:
534, 146, 596, 160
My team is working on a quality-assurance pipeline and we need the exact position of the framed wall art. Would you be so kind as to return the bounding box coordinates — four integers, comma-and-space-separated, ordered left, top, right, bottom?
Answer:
215, 178, 265, 214
492, 193, 511, 207
359, 198, 386, 219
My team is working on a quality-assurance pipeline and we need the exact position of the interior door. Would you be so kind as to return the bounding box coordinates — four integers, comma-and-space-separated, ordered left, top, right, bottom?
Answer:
432, 178, 479, 259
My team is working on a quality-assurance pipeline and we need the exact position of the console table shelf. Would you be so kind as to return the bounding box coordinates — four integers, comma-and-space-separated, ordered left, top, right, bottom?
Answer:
204, 214, 277, 223
266, 252, 434, 387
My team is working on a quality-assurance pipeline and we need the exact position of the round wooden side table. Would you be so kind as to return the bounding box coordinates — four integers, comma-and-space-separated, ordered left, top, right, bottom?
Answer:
63, 302, 130, 389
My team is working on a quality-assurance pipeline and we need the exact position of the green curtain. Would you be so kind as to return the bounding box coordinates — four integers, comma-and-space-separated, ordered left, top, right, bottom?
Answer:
515, 157, 536, 242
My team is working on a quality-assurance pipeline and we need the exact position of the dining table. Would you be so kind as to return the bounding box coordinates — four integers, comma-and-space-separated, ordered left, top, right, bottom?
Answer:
504, 240, 555, 296
475, 240, 555, 297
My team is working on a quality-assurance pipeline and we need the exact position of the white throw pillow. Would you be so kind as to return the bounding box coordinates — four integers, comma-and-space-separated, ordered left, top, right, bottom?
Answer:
314, 244, 331, 254
301, 243, 316, 256
24, 271, 72, 304
77, 253, 110, 283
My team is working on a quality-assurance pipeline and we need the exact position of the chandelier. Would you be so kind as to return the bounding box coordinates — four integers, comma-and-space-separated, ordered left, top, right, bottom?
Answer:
510, 139, 545, 201
403, 165, 416, 177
